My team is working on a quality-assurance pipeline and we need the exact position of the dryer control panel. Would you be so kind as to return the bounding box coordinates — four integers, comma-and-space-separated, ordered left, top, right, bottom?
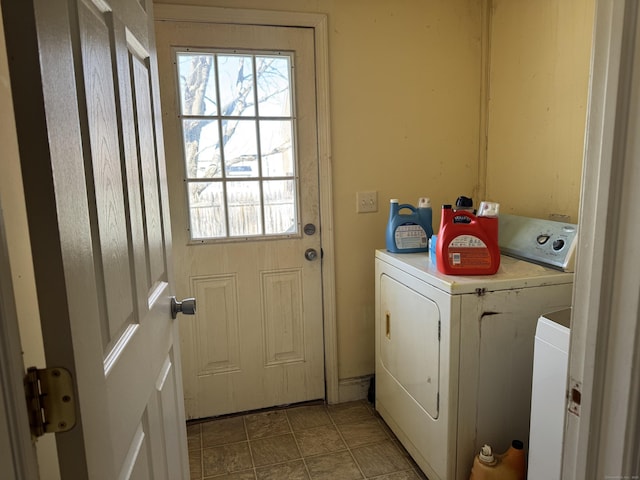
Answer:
498, 214, 578, 272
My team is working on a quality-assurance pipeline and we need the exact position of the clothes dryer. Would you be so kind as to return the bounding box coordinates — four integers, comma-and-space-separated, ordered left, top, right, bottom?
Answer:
375, 215, 577, 480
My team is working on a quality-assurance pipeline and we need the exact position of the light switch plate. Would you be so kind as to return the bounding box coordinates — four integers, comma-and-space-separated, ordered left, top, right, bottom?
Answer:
356, 191, 378, 213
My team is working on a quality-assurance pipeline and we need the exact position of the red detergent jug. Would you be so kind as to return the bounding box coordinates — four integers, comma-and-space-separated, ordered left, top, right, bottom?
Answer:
435, 204, 500, 275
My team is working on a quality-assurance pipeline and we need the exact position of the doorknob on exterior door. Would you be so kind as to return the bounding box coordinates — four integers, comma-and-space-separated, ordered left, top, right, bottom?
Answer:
170, 296, 196, 319
304, 248, 318, 261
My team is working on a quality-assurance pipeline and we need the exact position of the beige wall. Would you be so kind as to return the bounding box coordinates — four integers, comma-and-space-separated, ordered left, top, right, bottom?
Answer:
485, 0, 595, 222
152, 0, 595, 383
321, 1, 482, 379
153, 0, 484, 381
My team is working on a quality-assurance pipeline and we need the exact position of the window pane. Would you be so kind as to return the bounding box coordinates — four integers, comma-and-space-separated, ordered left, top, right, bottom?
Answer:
177, 53, 217, 116
256, 56, 291, 117
260, 120, 294, 177
227, 181, 262, 237
188, 182, 226, 239
223, 120, 258, 178
217, 55, 255, 117
176, 49, 299, 241
264, 180, 297, 235
183, 119, 221, 178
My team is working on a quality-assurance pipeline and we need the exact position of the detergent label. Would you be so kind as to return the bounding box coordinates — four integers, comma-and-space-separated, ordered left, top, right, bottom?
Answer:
395, 223, 428, 249
447, 235, 491, 268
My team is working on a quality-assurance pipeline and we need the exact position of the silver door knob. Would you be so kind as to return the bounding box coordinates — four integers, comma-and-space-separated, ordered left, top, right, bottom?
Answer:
170, 296, 196, 319
304, 248, 318, 261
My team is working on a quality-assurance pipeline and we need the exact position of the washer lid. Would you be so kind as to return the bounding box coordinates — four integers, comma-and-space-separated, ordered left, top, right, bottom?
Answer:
375, 249, 574, 295
536, 308, 571, 348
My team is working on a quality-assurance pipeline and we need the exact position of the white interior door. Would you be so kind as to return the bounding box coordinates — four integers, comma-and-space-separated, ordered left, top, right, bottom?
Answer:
155, 20, 325, 418
2, 0, 189, 478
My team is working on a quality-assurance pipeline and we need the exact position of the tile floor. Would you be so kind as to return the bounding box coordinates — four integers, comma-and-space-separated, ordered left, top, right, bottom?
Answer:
186, 400, 428, 480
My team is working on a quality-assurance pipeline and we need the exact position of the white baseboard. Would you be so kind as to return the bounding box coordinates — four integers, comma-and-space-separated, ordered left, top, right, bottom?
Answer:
335, 375, 373, 404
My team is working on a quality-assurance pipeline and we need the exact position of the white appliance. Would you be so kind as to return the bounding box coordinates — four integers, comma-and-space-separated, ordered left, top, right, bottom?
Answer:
528, 308, 571, 480
375, 214, 578, 480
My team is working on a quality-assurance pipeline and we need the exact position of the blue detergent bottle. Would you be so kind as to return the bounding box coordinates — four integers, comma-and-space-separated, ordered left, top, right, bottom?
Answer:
385, 198, 433, 253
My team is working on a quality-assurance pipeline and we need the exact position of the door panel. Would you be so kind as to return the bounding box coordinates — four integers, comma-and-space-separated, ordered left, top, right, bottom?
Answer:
1, 0, 189, 478
191, 274, 241, 375
79, 0, 137, 353
156, 21, 325, 418
262, 269, 305, 365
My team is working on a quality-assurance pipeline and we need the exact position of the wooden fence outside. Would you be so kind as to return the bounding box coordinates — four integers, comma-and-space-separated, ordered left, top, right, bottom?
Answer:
189, 183, 296, 239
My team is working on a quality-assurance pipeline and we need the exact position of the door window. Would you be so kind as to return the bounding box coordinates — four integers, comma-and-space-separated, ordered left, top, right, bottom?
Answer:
175, 50, 299, 241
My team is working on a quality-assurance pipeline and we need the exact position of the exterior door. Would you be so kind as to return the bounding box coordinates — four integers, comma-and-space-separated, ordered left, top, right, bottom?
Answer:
155, 21, 325, 418
2, 0, 189, 479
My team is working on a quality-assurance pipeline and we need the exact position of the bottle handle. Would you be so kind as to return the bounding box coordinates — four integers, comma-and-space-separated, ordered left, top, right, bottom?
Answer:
452, 210, 478, 224
397, 204, 417, 213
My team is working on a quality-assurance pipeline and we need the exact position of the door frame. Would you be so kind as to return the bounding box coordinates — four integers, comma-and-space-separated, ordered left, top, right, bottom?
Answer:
563, 0, 640, 478
0, 2, 40, 475
154, 5, 339, 404
0, 202, 39, 480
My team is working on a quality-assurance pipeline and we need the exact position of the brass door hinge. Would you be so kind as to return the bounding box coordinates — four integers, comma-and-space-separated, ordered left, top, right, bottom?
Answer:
24, 367, 76, 437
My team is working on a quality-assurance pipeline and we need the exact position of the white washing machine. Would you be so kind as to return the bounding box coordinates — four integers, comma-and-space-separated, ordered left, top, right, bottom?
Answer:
528, 308, 571, 480
375, 214, 578, 480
